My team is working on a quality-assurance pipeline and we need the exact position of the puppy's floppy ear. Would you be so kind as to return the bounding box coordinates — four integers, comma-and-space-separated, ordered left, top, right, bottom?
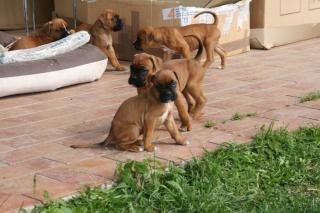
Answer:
149, 74, 157, 85
62, 20, 68, 28
98, 14, 107, 26
146, 31, 155, 42
149, 56, 162, 73
43, 21, 53, 34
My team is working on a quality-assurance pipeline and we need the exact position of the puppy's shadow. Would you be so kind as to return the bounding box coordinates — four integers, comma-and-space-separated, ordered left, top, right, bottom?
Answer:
154, 141, 177, 145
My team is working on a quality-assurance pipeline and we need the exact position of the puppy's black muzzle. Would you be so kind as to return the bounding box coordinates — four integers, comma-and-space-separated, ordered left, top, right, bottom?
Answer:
113, 17, 124, 32
59, 28, 70, 39
159, 91, 177, 103
128, 65, 148, 88
133, 38, 143, 51
156, 80, 177, 103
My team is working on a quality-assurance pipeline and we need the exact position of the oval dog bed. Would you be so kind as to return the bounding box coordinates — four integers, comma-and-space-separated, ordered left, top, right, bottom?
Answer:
0, 44, 107, 97
0, 31, 90, 64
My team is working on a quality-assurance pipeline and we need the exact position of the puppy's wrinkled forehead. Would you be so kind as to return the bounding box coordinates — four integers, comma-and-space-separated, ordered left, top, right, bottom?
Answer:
132, 53, 153, 68
51, 18, 68, 27
102, 9, 119, 19
138, 27, 152, 37
156, 70, 176, 83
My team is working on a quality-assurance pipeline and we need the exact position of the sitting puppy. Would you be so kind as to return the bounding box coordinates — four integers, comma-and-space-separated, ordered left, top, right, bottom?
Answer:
129, 35, 207, 132
10, 18, 69, 50
134, 11, 226, 69
71, 70, 188, 152
76, 9, 125, 71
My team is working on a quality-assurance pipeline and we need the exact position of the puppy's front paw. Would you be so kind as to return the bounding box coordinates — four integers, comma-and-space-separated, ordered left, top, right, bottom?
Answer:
218, 65, 225, 70
144, 144, 156, 152
115, 65, 126, 71
179, 124, 191, 132
191, 112, 204, 120
176, 139, 189, 146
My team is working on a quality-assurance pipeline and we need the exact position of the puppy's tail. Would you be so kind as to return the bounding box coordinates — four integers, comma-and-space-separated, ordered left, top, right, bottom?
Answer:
70, 134, 112, 149
194, 11, 219, 27
183, 35, 204, 63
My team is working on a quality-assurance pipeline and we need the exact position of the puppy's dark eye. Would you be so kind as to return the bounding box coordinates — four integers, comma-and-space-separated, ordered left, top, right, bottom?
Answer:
167, 80, 176, 88
130, 65, 148, 74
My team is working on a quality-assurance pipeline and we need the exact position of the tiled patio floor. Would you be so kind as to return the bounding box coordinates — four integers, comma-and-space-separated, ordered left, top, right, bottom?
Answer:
1, 38, 320, 212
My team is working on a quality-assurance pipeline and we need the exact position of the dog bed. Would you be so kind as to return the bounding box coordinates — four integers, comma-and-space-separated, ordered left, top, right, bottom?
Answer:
0, 31, 90, 64
0, 44, 107, 97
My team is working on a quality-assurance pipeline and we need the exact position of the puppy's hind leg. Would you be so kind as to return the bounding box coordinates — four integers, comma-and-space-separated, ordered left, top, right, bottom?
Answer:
117, 140, 144, 152
183, 90, 196, 113
203, 41, 217, 69
115, 125, 142, 152
175, 92, 191, 132
188, 86, 207, 119
215, 44, 226, 69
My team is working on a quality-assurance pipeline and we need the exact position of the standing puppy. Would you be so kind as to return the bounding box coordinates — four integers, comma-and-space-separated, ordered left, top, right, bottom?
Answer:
134, 11, 226, 69
130, 35, 207, 132
10, 18, 69, 50
71, 70, 188, 152
76, 9, 125, 71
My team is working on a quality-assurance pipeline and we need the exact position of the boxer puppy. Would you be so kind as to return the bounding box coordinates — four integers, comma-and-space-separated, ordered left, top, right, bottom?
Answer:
71, 70, 188, 152
10, 18, 70, 50
129, 53, 163, 95
134, 11, 226, 69
130, 35, 207, 132
76, 9, 125, 71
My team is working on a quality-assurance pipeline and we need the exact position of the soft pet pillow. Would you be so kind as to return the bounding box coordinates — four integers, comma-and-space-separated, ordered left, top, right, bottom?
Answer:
0, 44, 108, 98
0, 31, 90, 64
0, 31, 16, 47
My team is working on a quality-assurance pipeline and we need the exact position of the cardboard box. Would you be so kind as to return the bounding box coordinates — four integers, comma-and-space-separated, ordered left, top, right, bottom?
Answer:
250, 0, 320, 49
54, 0, 250, 60
160, 0, 251, 58
0, 0, 54, 30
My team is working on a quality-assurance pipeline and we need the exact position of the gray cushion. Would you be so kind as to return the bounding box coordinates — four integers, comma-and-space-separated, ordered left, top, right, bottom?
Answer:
0, 44, 106, 77
0, 31, 16, 47
0, 44, 108, 98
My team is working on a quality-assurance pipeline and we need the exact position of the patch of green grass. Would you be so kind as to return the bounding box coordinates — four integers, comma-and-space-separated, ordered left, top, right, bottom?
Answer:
204, 120, 216, 128
231, 112, 257, 121
299, 91, 320, 103
29, 125, 320, 213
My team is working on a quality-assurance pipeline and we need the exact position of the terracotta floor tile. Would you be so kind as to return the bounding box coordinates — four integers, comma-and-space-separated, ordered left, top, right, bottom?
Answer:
208, 96, 260, 109
38, 166, 106, 187
0, 117, 27, 129
155, 143, 195, 163
70, 157, 117, 180
0, 174, 76, 202
0, 194, 37, 213
0, 143, 67, 164
217, 117, 273, 133
0, 144, 14, 153
260, 106, 320, 121
44, 149, 93, 164
104, 151, 156, 163
0, 97, 38, 110
296, 100, 320, 110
